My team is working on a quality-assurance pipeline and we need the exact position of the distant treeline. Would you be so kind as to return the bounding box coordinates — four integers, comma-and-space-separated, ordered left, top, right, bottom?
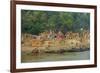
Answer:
21, 10, 90, 35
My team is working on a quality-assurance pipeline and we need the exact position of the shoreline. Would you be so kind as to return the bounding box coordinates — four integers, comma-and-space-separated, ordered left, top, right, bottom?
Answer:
21, 46, 90, 55
21, 31, 90, 55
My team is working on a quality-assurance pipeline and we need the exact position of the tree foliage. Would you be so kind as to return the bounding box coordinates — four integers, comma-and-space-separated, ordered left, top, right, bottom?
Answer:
21, 10, 90, 35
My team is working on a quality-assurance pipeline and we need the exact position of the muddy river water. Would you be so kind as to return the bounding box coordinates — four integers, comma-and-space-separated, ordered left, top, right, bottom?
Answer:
21, 50, 90, 63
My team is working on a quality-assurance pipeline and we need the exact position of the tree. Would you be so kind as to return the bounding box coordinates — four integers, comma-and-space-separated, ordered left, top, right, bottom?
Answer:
21, 10, 90, 35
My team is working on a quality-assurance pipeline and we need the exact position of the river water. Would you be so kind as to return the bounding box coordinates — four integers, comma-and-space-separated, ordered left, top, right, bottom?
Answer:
21, 51, 90, 63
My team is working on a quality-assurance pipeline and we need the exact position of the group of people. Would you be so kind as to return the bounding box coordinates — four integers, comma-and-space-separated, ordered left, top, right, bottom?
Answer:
38, 30, 66, 41
30, 30, 90, 42
23, 30, 89, 42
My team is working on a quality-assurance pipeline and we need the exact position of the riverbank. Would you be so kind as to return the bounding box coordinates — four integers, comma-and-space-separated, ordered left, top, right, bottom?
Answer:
21, 30, 90, 54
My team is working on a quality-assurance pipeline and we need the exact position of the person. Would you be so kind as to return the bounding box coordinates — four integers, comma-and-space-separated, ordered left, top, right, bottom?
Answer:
56, 31, 64, 40
47, 30, 56, 40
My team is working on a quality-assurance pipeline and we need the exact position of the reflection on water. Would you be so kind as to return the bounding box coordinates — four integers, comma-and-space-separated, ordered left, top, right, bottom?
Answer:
21, 51, 90, 63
